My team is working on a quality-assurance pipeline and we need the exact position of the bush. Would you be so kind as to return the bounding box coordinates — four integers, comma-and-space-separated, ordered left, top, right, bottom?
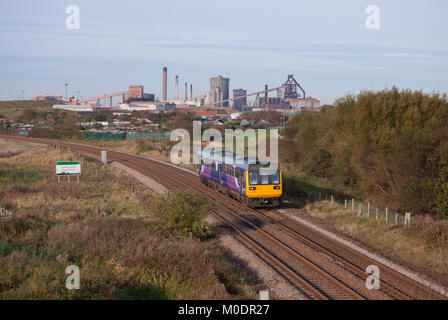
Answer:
285, 88, 448, 217
151, 192, 214, 240
0, 216, 29, 237
435, 142, 448, 218
136, 139, 154, 154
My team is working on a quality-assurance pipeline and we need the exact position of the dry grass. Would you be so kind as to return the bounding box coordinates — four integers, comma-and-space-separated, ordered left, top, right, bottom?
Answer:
0, 146, 257, 299
0, 100, 54, 120
0, 140, 40, 158
305, 201, 448, 280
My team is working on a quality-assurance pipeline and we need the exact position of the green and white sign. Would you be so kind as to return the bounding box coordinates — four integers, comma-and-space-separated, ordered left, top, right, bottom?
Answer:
56, 161, 81, 176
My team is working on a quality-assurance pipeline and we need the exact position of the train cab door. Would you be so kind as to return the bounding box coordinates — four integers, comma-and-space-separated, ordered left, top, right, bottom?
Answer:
241, 170, 246, 193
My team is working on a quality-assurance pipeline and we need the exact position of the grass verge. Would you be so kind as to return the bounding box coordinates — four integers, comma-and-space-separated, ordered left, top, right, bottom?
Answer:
304, 201, 448, 281
0, 145, 257, 299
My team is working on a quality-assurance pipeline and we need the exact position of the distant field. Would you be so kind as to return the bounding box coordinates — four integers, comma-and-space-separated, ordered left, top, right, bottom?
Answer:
0, 100, 55, 120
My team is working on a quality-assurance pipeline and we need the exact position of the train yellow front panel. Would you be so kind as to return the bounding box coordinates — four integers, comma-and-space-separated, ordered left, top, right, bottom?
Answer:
245, 171, 282, 198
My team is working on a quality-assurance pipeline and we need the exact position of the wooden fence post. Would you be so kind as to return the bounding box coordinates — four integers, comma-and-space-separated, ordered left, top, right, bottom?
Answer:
345, 199, 347, 208
331, 195, 334, 207
358, 203, 362, 216
395, 213, 398, 225
352, 198, 354, 212
405, 212, 411, 227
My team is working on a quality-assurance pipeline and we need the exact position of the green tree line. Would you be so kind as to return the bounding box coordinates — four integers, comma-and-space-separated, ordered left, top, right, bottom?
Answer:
284, 88, 448, 218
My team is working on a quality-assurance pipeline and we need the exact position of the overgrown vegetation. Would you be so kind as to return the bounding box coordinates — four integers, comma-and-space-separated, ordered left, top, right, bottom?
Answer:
152, 192, 214, 240
242, 110, 282, 123
284, 88, 448, 218
305, 200, 448, 280
0, 100, 54, 120
0, 145, 257, 299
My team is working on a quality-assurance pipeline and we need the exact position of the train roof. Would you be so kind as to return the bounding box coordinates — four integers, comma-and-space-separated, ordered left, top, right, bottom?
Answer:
198, 149, 277, 170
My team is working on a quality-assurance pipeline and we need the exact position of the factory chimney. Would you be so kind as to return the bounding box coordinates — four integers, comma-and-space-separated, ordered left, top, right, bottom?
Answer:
190, 84, 193, 101
185, 82, 188, 101
162, 67, 167, 101
175, 75, 179, 100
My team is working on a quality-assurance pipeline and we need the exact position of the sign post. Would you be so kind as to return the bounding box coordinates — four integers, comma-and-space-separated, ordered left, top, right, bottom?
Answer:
56, 161, 81, 183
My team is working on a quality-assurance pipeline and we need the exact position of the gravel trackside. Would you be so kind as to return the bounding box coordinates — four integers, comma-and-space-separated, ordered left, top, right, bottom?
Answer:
111, 161, 168, 195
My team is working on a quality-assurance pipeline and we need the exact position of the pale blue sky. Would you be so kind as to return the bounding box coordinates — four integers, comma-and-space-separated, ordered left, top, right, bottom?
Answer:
0, 0, 447, 104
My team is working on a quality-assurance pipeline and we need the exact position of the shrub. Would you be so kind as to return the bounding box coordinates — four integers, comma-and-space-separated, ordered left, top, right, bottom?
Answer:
151, 191, 214, 240
435, 142, 448, 218
135, 139, 154, 154
285, 88, 448, 216
0, 216, 29, 237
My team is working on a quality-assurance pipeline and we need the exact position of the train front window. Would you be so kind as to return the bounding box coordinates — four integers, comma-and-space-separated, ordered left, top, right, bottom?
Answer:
249, 171, 258, 185
271, 171, 280, 184
248, 170, 280, 185
259, 173, 269, 185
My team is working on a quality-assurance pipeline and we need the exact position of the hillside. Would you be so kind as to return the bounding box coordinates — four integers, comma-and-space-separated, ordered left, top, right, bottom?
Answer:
0, 100, 55, 120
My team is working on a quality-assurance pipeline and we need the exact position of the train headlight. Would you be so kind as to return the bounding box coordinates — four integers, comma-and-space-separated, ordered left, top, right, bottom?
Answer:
249, 187, 256, 190
273, 186, 281, 190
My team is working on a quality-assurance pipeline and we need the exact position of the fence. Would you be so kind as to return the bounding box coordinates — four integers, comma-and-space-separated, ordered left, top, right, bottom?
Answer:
85, 132, 127, 140
306, 191, 413, 228
127, 132, 170, 141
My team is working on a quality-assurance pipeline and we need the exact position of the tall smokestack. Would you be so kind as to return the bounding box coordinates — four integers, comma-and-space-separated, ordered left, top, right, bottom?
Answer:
162, 67, 167, 101
175, 75, 179, 100
190, 84, 193, 101
162, 67, 168, 101
185, 82, 188, 100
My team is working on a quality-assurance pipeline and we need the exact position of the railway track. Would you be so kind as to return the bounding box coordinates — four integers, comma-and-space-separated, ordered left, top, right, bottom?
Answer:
2, 136, 447, 300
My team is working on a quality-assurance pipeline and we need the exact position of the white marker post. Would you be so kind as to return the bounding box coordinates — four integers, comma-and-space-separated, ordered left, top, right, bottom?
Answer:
259, 290, 269, 300
101, 150, 107, 164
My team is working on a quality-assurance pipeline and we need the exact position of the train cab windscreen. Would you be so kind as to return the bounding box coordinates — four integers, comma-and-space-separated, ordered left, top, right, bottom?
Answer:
248, 170, 280, 185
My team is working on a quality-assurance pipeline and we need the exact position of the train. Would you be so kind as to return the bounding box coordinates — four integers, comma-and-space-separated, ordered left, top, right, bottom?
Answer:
197, 149, 282, 207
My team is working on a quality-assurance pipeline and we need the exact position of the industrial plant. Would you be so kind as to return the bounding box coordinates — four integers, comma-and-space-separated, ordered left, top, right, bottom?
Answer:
50, 67, 321, 116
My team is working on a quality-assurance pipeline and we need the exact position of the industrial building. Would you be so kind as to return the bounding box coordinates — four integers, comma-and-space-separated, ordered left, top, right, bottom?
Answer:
123, 85, 154, 103
53, 104, 94, 112
121, 102, 176, 112
259, 97, 292, 111
201, 76, 230, 107
232, 89, 247, 110
287, 97, 321, 111
31, 95, 64, 103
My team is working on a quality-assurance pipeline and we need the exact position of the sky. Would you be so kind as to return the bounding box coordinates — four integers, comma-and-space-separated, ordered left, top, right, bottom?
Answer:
0, 0, 447, 104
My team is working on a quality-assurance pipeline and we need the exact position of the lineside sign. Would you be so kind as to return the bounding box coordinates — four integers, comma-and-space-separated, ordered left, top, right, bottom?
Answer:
56, 161, 81, 176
